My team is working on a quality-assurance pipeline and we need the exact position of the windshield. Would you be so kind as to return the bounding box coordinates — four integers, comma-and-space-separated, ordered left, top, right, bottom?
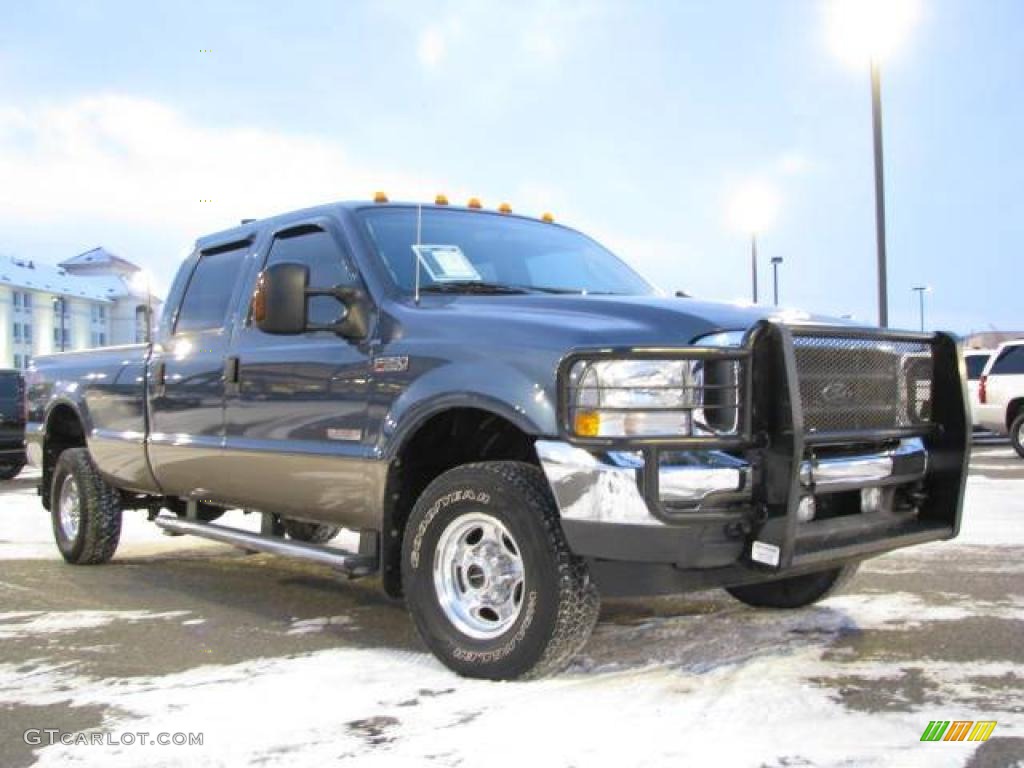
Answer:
357, 207, 654, 296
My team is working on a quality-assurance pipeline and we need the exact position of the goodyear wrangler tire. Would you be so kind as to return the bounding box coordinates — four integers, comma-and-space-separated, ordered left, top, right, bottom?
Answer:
725, 563, 859, 609
50, 448, 122, 565
402, 461, 600, 680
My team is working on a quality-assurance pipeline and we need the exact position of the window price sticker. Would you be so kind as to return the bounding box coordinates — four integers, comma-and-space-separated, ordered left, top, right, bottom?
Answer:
412, 244, 482, 282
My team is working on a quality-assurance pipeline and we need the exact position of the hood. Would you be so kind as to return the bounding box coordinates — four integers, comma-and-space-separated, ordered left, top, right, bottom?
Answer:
407, 293, 854, 349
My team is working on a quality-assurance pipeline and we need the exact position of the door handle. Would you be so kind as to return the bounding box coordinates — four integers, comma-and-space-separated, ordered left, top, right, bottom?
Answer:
153, 360, 166, 398
224, 356, 240, 395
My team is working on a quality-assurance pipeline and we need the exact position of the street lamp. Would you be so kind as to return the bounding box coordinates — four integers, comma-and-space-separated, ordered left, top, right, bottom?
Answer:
728, 180, 781, 304
770, 256, 784, 306
826, 0, 919, 328
911, 285, 931, 332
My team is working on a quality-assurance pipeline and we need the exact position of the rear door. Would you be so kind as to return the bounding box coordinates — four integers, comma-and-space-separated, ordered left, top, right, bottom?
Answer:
987, 345, 1024, 425
218, 218, 377, 528
147, 240, 251, 499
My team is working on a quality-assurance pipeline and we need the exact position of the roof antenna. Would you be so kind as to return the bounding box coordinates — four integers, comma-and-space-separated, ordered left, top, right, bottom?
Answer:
414, 203, 423, 305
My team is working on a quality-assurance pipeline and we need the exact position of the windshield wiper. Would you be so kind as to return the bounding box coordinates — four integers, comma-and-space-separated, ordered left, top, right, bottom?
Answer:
420, 281, 531, 295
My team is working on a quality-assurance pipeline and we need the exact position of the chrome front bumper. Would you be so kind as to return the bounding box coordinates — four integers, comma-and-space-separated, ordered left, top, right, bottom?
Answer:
535, 438, 928, 529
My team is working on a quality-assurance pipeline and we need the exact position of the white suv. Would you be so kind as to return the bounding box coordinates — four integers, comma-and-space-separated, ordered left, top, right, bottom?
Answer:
975, 339, 1024, 456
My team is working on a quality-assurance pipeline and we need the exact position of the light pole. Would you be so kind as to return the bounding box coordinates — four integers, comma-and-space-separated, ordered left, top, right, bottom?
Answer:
771, 256, 783, 306
870, 59, 888, 327
911, 285, 930, 332
729, 180, 780, 304
826, 0, 919, 328
750, 235, 759, 304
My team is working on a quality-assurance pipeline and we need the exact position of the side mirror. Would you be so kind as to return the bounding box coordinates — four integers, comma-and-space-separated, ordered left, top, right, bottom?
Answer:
252, 262, 371, 340
252, 262, 309, 334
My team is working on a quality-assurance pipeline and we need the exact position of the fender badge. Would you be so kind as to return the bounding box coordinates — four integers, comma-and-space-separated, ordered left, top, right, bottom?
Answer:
327, 428, 363, 442
372, 356, 409, 373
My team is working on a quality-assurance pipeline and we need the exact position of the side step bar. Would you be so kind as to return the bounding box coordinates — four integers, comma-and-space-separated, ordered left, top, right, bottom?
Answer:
153, 515, 378, 577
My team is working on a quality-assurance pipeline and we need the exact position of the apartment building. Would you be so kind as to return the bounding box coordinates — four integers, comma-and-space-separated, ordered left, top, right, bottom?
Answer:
0, 248, 163, 370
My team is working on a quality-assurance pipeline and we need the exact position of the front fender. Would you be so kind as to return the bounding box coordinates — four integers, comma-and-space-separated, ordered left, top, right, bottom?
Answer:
377, 362, 556, 459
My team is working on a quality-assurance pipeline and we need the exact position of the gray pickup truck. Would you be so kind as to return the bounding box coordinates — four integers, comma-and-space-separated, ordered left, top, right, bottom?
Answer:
25, 199, 970, 679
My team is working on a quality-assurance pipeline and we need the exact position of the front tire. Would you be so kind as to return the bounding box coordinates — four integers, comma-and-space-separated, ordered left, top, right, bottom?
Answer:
0, 461, 24, 481
402, 461, 599, 680
1010, 413, 1024, 459
726, 564, 859, 609
50, 448, 122, 564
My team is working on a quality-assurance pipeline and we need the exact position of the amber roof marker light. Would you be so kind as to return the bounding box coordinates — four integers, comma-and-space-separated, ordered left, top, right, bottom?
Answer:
541, 212, 555, 223
435, 194, 449, 205
373, 191, 389, 203
497, 202, 512, 214
467, 197, 483, 209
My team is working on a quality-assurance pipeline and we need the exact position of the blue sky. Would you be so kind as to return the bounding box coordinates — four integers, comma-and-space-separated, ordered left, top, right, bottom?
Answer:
0, 0, 1019, 334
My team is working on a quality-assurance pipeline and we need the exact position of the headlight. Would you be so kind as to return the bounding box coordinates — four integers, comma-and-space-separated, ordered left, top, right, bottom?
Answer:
693, 330, 745, 347
567, 355, 741, 439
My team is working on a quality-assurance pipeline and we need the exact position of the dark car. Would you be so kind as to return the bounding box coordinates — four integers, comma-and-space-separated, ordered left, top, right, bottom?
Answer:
24, 199, 970, 679
0, 369, 26, 480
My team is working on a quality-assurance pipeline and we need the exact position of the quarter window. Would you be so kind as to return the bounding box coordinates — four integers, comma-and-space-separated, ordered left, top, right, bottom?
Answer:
175, 245, 249, 334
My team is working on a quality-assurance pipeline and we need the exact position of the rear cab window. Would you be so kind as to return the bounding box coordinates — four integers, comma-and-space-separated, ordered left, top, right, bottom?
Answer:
965, 354, 990, 381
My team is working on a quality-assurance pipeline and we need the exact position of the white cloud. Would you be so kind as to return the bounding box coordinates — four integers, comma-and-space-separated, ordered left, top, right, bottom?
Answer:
0, 94, 460, 286
0, 94, 451, 236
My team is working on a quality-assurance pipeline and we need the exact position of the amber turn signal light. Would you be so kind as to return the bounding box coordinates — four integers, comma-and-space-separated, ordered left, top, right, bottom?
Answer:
573, 411, 600, 437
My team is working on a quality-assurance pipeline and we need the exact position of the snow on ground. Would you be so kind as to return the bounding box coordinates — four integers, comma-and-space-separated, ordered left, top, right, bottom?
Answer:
1, 455, 1022, 767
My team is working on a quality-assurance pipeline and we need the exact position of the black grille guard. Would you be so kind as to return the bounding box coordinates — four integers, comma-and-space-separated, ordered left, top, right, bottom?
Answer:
556, 319, 971, 571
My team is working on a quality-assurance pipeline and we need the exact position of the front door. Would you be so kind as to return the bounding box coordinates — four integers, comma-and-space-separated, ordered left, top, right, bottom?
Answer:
147, 241, 250, 499
219, 219, 377, 528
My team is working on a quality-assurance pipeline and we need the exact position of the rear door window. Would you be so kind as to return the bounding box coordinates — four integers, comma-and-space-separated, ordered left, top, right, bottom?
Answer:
175, 245, 249, 334
992, 345, 1024, 375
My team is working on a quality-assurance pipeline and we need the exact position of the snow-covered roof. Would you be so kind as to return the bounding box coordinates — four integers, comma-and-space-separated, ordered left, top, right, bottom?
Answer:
0, 255, 125, 303
60, 247, 141, 274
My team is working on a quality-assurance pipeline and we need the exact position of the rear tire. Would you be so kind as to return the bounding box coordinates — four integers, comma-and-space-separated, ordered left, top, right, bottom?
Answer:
726, 564, 859, 609
50, 448, 122, 565
1010, 413, 1024, 459
282, 520, 341, 543
402, 461, 599, 680
0, 461, 24, 481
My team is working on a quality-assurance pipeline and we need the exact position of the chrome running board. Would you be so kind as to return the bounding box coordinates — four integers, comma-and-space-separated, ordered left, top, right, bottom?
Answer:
153, 515, 377, 577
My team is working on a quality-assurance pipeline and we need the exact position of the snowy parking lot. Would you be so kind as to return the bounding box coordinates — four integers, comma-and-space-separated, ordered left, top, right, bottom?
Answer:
1, 444, 1021, 767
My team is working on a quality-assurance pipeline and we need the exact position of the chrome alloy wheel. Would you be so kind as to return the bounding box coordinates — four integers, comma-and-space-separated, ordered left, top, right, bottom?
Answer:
433, 512, 526, 639
58, 473, 81, 540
